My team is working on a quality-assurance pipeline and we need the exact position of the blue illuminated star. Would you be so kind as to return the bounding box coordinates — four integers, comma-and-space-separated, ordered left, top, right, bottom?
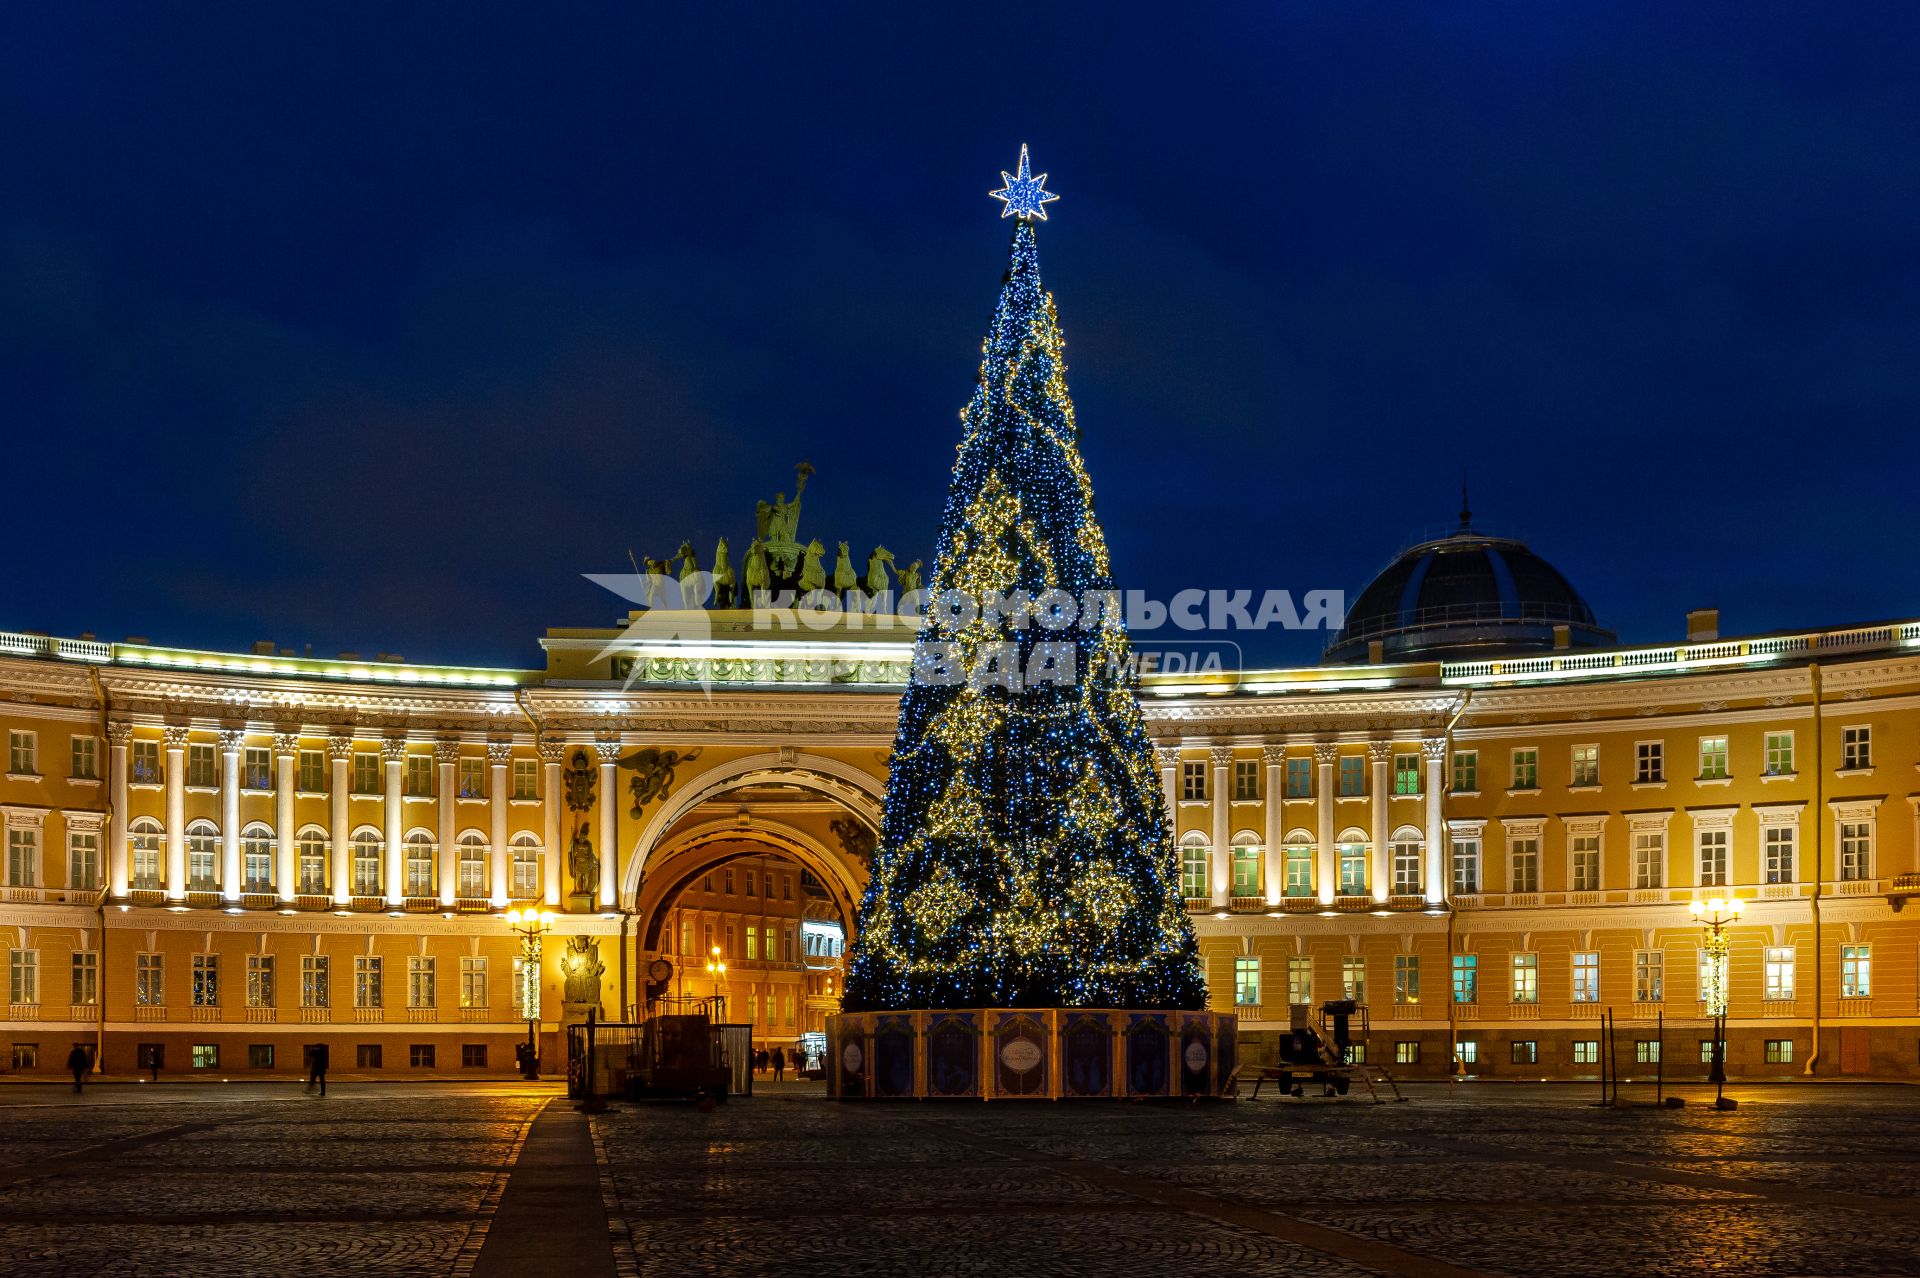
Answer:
988, 144, 1060, 221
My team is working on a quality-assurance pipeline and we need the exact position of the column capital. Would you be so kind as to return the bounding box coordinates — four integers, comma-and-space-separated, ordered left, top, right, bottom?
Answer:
108, 722, 135, 747
1313, 742, 1340, 765
1154, 746, 1179, 767
537, 739, 566, 765
1367, 741, 1394, 764
273, 731, 300, 757
1261, 743, 1288, 765
435, 740, 463, 765
381, 737, 409, 764
218, 729, 246, 754
162, 725, 190, 749
1422, 737, 1449, 762
594, 739, 625, 764
1208, 745, 1235, 767
327, 733, 355, 760
487, 739, 515, 765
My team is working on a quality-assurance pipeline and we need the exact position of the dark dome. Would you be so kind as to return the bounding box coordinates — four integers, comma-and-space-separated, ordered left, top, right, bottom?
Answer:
1323, 521, 1613, 665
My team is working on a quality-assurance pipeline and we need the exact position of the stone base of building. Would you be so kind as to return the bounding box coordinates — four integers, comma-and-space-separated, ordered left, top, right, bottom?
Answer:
825, 1008, 1237, 1100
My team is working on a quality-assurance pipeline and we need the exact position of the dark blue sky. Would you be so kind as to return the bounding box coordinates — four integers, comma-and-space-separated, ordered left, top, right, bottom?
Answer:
4, 4, 1917, 667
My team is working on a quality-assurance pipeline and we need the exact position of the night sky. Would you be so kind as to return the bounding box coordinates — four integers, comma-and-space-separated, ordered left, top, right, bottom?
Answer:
5, 4, 1917, 669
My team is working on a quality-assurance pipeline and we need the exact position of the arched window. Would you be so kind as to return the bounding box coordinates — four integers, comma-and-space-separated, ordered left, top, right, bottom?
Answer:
185, 820, 219, 891
510, 833, 541, 899
241, 822, 275, 892
295, 826, 329, 895
1282, 830, 1314, 898
1390, 827, 1424, 896
1179, 833, 1210, 901
457, 831, 489, 898
130, 818, 163, 890
404, 830, 436, 897
1230, 832, 1262, 898
1336, 829, 1369, 896
350, 828, 382, 896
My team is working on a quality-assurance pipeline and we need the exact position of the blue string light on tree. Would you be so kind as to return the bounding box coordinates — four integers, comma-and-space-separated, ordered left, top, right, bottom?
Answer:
841, 147, 1207, 1013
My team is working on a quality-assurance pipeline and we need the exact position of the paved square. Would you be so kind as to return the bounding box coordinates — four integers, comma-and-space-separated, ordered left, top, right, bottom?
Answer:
2, 1081, 1918, 1277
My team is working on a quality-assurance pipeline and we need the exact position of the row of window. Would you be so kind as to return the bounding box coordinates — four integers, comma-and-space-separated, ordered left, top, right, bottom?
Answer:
696, 866, 795, 900
119, 820, 541, 896
1412, 1037, 1798, 1068
1180, 835, 1422, 899
7, 732, 98, 780
114, 738, 543, 799
1225, 944, 1870, 1009
1448, 820, 1872, 894
1163, 727, 1880, 805
103, 952, 516, 1011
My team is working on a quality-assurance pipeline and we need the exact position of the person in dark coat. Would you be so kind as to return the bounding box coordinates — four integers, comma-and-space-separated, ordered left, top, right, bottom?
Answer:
305, 1043, 330, 1096
67, 1045, 91, 1093
771, 1046, 785, 1082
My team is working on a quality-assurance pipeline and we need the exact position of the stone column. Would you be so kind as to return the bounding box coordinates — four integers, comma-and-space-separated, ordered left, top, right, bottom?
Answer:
1369, 742, 1392, 902
107, 723, 131, 898
219, 729, 245, 901
539, 741, 564, 908
382, 738, 406, 905
1314, 743, 1337, 904
1155, 747, 1179, 831
273, 733, 298, 902
488, 740, 512, 906
163, 726, 189, 901
1209, 746, 1232, 907
435, 741, 459, 906
327, 734, 353, 904
1262, 743, 1285, 906
1423, 738, 1448, 905
596, 738, 622, 910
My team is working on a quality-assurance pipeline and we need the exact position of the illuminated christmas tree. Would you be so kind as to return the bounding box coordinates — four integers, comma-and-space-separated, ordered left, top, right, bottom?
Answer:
842, 148, 1207, 1012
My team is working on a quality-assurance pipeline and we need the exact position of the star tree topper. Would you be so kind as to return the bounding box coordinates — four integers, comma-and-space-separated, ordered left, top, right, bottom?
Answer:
988, 143, 1060, 221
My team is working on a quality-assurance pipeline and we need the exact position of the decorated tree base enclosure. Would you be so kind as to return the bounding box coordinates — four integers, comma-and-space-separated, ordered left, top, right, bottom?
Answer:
828, 149, 1232, 1099
828, 1009, 1237, 1100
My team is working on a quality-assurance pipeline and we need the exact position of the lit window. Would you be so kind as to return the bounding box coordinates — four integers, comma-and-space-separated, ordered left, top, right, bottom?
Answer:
1570, 744, 1599, 787
1179, 840, 1208, 900
247, 955, 274, 1009
1393, 754, 1420, 795
1230, 840, 1261, 897
1452, 954, 1477, 1005
296, 828, 328, 895
1573, 1040, 1598, 1064
185, 821, 218, 891
191, 954, 218, 1007
1391, 835, 1421, 895
354, 957, 383, 1010
1337, 839, 1367, 895
1233, 957, 1260, 1006
241, 825, 273, 892
1841, 945, 1870, 999
351, 831, 382, 896
1395, 1041, 1420, 1065
1511, 1040, 1537, 1065
244, 746, 272, 790
131, 739, 161, 784
1393, 955, 1419, 1004
130, 819, 162, 889
1510, 952, 1538, 1004
302, 955, 330, 1008
1764, 947, 1795, 1001
457, 757, 487, 799
408, 956, 437, 1009
460, 957, 488, 1008
1572, 952, 1600, 1003
1634, 950, 1664, 1003
1764, 1038, 1793, 1064
70, 952, 98, 1007
135, 953, 164, 1006
191, 1044, 219, 1069
1341, 956, 1366, 1004
1455, 1040, 1478, 1065
510, 835, 541, 898
7, 950, 37, 1005
1287, 956, 1313, 1006
1698, 736, 1728, 780
1635, 1040, 1661, 1064
457, 833, 488, 898
1763, 731, 1794, 776
1283, 835, 1314, 898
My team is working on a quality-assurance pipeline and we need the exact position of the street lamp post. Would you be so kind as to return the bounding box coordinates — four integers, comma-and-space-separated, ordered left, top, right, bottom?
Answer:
704, 944, 728, 1020
1690, 895, 1742, 1110
505, 908, 554, 1080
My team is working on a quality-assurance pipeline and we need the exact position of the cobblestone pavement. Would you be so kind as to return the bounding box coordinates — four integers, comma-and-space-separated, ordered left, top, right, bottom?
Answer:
594, 1081, 1920, 1278
3, 1082, 1919, 1277
0, 1083, 549, 1277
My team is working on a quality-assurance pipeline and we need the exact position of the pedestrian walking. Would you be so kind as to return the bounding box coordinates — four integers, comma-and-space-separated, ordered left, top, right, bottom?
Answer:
67, 1044, 91, 1094
772, 1046, 785, 1082
305, 1042, 330, 1096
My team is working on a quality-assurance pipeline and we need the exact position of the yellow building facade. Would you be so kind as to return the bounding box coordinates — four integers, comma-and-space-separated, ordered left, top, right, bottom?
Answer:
1, 599, 1916, 1079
